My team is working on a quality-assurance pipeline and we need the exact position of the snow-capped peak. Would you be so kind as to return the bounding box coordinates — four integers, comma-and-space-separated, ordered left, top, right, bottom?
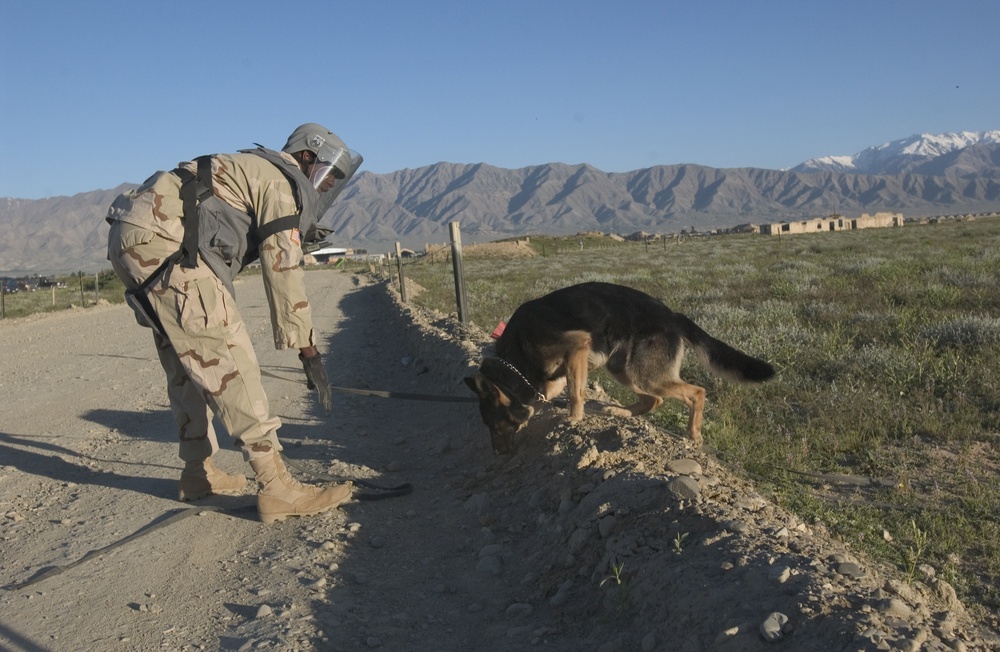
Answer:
794, 130, 1000, 175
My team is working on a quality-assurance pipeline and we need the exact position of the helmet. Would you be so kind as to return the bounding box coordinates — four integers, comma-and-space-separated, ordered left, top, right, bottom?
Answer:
282, 123, 353, 191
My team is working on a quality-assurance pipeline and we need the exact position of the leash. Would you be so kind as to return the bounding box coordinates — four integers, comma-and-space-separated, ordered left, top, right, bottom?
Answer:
282, 456, 414, 501
260, 369, 479, 404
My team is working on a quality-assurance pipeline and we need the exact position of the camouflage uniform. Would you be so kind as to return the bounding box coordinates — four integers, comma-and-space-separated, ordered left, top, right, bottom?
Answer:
107, 152, 315, 461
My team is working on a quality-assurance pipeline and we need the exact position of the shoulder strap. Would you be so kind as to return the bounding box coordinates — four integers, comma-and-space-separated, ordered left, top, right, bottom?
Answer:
251, 214, 300, 247
177, 156, 215, 268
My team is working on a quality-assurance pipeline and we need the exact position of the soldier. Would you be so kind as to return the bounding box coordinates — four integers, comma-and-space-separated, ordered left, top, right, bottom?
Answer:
106, 123, 361, 524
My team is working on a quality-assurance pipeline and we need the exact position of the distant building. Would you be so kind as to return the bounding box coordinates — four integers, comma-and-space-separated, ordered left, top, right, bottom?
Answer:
761, 212, 903, 236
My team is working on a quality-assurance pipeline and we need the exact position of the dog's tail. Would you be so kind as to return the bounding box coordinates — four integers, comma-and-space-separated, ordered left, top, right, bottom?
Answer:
676, 314, 775, 383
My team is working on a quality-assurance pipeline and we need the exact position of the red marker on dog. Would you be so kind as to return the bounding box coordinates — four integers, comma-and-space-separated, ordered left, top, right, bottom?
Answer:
491, 321, 506, 339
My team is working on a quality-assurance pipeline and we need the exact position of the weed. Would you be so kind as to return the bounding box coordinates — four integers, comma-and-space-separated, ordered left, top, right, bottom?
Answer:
902, 518, 929, 585
672, 532, 690, 554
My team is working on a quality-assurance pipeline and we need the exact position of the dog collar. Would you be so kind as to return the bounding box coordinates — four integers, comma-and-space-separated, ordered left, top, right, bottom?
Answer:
496, 357, 547, 403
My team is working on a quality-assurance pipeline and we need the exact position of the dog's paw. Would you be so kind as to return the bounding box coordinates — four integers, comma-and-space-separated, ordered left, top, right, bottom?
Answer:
598, 405, 632, 418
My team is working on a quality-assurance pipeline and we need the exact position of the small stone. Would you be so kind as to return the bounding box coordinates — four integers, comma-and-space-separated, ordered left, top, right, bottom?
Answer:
505, 602, 533, 619
723, 520, 750, 534
477, 556, 502, 575
768, 565, 791, 584
666, 459, 702, 475
836, 562, 864, 579
366, 636, 382, 648
255, 604, 273, 619
760, 612, 788, 642
568, 527, 590, 553
549, 592, 569, 608
641, 631, 657, 651
878, 598, 913, 618
667, 476, 700, 501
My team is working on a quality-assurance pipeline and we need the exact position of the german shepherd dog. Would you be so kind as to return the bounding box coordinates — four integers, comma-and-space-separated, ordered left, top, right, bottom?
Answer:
465, 282, 775, 453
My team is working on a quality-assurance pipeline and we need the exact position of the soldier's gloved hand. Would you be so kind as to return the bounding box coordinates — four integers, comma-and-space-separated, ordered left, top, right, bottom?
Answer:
299, 349, 332, 413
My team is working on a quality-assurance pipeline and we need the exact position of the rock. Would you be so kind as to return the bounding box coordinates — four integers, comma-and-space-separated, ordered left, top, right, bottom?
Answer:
667, 476, 700, 501
641, 631, 657, 651
768, 565, 791, 585
598, 515, 617, 538
477, 555, 502, 575
255, 604, 272, 619
836, 562, 865, 579
878, 598, 913, 618
464, 492, 490, 515
505, 602, 533, 619
569, 527, 590, 553
666, 459, 702, 475
759, 612, 789, 642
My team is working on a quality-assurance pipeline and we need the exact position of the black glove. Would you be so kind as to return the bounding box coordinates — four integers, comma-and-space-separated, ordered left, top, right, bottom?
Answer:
299, 352, 332, 413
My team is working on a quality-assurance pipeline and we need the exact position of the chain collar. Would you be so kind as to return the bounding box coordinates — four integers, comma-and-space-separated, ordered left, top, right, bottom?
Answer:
496, 357, 547, 403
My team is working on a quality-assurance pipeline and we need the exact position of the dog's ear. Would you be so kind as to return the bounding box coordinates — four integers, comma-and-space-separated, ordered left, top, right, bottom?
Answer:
464, 373, 496, 399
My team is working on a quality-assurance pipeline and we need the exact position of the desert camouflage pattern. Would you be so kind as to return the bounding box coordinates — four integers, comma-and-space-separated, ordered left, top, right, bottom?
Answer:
106, 152, 318, 457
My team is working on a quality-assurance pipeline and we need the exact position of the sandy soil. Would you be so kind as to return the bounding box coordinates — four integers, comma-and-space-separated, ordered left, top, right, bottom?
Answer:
1, 271, 998, 652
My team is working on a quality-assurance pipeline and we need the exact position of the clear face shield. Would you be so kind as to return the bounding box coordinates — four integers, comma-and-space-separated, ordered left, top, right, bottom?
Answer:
309, 148, 363, 215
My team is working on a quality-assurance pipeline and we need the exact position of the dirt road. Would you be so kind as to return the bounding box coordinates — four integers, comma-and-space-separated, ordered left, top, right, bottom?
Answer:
1, 271, 997, 651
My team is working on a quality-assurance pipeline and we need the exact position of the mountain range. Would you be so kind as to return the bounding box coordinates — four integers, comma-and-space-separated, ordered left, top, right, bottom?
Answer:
2, 131, 999, 275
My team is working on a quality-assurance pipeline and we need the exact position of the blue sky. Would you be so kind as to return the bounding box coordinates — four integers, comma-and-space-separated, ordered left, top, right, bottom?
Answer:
1, 0, 997, 199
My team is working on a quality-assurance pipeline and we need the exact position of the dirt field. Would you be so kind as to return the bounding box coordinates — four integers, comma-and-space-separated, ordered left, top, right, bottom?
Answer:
1, 271, 997, 651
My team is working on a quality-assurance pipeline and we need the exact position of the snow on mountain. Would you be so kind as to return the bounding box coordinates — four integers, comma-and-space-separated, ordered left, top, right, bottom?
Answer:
793, 130, 1000, 175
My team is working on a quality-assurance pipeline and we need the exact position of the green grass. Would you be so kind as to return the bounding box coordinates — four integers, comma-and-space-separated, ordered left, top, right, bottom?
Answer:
0, 270, 127, 319
401, 219, 1000, 621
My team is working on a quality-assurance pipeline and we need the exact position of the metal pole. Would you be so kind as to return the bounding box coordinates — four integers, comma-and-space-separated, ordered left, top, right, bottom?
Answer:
449, 222, 468, 324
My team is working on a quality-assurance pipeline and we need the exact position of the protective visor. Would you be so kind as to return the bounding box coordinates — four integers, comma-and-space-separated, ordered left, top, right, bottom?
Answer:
312, 150, 364, 217
307, 145, 353, 190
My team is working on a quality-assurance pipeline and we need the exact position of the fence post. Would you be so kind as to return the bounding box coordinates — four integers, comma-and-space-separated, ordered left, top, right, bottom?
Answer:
94, 273, 100, 304
78, 271, 84, 305
1, 282, 5, 319
449, 222, 468, 324
394, 242, 407, 303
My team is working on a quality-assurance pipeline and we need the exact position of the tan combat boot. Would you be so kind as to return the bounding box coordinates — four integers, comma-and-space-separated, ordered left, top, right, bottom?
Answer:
248, 451, 352, 524
179, 458, 248, 501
